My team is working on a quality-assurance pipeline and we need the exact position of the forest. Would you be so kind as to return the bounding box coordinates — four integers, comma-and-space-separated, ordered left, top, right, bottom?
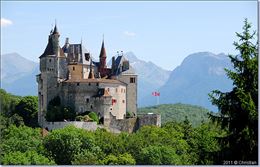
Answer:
0, 19, 258, 165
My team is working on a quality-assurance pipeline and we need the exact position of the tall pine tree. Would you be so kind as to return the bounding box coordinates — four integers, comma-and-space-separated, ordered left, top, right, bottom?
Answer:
209, 19, 258, 163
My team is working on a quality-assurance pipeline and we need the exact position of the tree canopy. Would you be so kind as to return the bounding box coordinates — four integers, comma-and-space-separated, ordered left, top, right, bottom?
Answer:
209, 19, 258, 162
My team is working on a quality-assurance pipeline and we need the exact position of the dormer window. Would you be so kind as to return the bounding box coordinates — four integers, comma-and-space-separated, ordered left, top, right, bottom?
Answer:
130, 77, 135, 83
85, 53, 90, 61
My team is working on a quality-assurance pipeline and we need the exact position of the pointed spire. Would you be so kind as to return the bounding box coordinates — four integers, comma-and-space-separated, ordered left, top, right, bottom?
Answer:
53, 19, 59, 35
99, 35, 106, 58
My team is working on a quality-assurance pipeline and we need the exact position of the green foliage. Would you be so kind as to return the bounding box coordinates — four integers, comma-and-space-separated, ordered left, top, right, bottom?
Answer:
1, 125, 43, 155
0, 89, 22, 130
75, 115, 93, 122
45, 96, 76, 121
101, 153, 136, 165
43, 125, 98, 165
14, 96, 38, 127
126, 111, 134, 118
0, 89, 21, 116
209, 19, 258, 162
188, 123, 221, 164
72, 149, 102, 165
1, 151, 55, 165
94, 128, 127, 155
138, 103, 210, 127
139, 145, 181, 165
75, 115, 83, 121
88, 112, 99, 122
125, 124, 191, 165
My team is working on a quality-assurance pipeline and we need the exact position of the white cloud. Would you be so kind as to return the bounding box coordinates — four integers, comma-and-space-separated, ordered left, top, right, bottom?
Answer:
124, 31, 136, 37
1, 18, 13, 27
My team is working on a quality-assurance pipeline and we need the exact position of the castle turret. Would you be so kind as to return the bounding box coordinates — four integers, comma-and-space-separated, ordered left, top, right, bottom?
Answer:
37, 23, 66, 126
99, 39, 107, 68
99, 38, 108, 78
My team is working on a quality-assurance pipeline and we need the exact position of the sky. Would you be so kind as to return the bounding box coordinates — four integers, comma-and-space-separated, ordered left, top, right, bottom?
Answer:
1, 1, 258, 70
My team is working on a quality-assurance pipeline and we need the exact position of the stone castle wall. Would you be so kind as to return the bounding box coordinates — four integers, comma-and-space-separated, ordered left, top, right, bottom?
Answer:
106, 113, 161, 133
137, 114, 161, 127
42, 112, 161, 133
118, 74, 137, 116
43, 121, 101, 131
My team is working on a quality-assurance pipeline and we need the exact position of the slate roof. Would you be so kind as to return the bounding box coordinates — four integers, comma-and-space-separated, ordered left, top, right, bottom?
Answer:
113, 56, 135, 75
40, 37, 55, 58
40, 24, 64, 58
40, 36, 65, 58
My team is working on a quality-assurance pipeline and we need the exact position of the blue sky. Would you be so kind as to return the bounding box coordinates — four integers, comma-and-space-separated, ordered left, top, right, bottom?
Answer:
1, 1, 257, 70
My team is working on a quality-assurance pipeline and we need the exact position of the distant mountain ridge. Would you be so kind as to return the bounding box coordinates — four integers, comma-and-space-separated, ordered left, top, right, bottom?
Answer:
1, 53, 39, 96
141, 52, 233, 111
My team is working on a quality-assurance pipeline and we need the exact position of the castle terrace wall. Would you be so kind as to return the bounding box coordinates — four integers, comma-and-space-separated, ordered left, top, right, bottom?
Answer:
43, 121, 101, 131
107, 113, 161, 133
42, 114, 161, 133
137, 113, 161, 127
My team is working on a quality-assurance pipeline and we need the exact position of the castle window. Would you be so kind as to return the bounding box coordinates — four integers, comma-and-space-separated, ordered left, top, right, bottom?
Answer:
107, 88, 110, 92
77, 83, 80, 86
121, 88, 123, 93
122, 100, 125, 103
86, 98, 89, 103
85, 53, 90, 61
124, 89, 126, 93
130, 77, 135, 83
49, 59, 51, 62
91, 105, 93, 109
96, 83, 99, 86
112, 99, 117, 105
89, 83, 91, 86
116, 88, 118, 93
73, 66, 75, 71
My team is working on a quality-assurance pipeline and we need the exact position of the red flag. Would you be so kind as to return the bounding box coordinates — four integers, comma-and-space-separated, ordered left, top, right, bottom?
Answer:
152, 91, 160, 96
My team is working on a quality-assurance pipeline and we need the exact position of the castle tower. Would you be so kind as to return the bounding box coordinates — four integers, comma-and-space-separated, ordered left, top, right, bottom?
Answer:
118, 72, 137, 117
37, 23, 65, 127
99, 38, 107, 77
115, 56, 138, 117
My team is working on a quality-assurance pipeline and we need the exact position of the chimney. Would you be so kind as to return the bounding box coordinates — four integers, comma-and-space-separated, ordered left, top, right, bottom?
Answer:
65, 38, 69, 44
111, 56, 115, 74
64, 38, 69, 49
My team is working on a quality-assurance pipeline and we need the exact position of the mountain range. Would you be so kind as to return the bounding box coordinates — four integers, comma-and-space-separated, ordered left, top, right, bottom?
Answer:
1, 51, 233, 111
141, 52, 233, 111
1, 53, 39, 96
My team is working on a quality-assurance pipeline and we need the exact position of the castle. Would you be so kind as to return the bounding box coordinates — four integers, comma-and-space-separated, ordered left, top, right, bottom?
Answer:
37, 24, 160, 132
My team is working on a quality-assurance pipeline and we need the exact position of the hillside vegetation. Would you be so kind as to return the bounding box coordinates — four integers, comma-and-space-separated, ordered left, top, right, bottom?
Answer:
138, 103, 210, 127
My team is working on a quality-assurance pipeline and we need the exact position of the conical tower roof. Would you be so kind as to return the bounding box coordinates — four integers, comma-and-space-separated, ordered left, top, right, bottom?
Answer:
99, 39, 106, 58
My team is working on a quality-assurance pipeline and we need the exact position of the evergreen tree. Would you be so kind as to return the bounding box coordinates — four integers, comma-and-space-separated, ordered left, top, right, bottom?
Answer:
209, 19, 258, 163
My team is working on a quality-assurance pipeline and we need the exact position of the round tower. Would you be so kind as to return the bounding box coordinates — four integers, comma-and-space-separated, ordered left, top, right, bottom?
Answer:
37, 24, 63, 127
